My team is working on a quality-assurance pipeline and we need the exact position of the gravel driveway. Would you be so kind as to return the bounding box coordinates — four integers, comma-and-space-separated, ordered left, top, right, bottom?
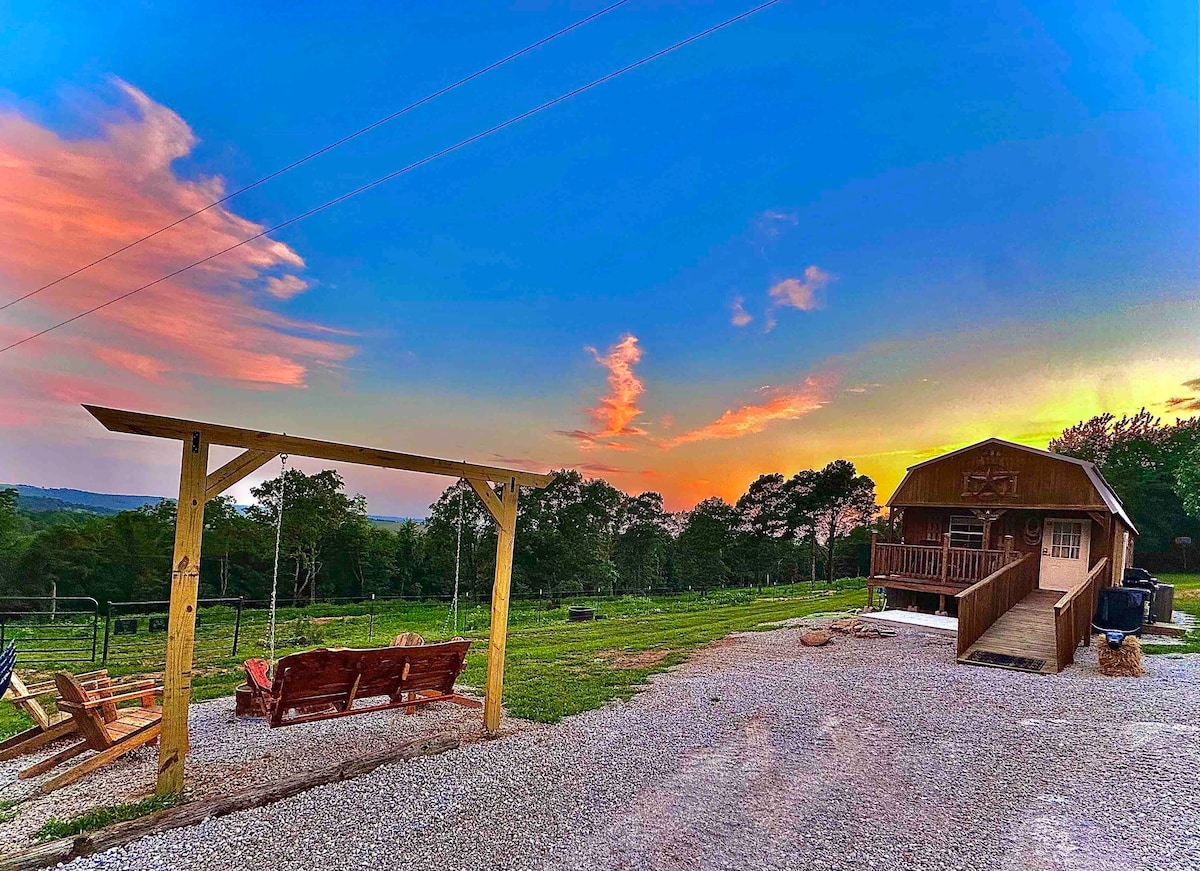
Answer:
64, 627, 1200, 871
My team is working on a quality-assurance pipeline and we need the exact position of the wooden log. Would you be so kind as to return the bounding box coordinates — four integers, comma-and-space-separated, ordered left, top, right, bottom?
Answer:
0, 733, 461, 871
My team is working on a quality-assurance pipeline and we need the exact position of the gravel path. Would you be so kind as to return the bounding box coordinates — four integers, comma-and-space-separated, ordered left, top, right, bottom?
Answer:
45, 629, 1200, 870
0, 689, 503, 848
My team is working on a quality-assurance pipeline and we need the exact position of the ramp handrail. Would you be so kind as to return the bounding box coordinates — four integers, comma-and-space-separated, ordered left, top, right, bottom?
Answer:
1053, 557, 1109, 667
955, 552, 1038, 657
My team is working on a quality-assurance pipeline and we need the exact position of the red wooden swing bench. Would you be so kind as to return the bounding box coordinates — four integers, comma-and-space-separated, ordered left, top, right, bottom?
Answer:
239, 640, 481, 727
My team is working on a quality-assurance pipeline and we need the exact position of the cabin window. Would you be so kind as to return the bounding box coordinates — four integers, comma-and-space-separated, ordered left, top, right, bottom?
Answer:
948, 515, 985, 549
1050, 520, 1084, 560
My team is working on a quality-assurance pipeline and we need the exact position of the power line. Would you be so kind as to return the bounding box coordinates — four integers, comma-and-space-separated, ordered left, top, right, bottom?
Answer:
0, 0, 632, 313
0, 0, 783, 356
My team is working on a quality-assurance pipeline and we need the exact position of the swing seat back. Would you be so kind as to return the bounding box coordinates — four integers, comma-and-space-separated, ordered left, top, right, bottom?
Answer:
257, 639, 475, 727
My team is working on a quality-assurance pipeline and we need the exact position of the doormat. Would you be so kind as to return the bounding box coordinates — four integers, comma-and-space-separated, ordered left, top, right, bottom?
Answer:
967, 650, 1046, 671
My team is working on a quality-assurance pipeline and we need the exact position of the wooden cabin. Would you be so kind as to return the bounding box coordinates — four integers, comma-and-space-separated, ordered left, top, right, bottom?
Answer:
868, 439, 1138, 673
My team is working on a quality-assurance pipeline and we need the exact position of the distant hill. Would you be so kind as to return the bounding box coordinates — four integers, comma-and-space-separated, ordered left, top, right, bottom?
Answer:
3, 483, 422, 522
3, 484, 166, 515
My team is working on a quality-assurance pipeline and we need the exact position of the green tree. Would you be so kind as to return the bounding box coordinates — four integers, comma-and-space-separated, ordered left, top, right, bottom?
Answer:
675, 497, 737, 589
1051, 410, 1200, 551
248, 469, 366, 603
811, 460, 878, 584
614, 491, 672, 592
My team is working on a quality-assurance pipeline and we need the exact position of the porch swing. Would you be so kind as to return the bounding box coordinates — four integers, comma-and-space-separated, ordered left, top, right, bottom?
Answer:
236, 458, 481, 726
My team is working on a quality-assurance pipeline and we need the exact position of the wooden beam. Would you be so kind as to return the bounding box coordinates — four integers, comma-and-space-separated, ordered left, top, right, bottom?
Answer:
84, 405, 554, 488
204, 449, 277, 502
483, 479, 518, 735
157, 432, 208, 795
464, 477, 503, 524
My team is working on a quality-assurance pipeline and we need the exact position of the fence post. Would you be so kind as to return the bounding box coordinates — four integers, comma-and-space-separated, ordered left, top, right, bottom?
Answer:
1003, 534, 1014, 563
231, 597, 244, 657
101, 602, 113, 664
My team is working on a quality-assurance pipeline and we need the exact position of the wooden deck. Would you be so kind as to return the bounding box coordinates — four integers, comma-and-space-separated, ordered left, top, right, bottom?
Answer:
958, 590, 1062, 674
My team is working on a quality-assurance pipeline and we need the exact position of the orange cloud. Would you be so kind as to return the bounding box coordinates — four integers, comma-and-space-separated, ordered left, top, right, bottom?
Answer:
0, 79, 352, 398
666, 375, 832, 446
588, 334, 645, 437
765, 265, 833, 329
559, 334, 646, 449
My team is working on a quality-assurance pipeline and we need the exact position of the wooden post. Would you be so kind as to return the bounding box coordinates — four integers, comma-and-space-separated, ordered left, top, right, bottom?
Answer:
483, 478, 519, 736
157, 432, 209, 795
940, 532, 951, 584
1003, 534, 1014, 563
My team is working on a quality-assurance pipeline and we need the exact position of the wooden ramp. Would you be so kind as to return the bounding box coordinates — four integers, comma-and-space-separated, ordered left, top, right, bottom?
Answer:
958, 590, 1061, 674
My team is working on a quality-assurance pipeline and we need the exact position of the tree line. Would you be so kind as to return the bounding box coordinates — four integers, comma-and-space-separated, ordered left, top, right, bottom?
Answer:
0, 460, 878, 607
1, 409, 1195, 607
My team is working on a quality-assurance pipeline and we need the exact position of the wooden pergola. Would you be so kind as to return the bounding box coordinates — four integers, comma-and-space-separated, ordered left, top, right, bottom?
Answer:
83, 405, 555, 795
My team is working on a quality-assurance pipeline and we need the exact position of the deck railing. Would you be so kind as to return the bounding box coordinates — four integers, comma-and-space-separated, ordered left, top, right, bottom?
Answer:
1053, 557, 1109, 667
954, 552, 1038, 657
870, 535, 1017, 586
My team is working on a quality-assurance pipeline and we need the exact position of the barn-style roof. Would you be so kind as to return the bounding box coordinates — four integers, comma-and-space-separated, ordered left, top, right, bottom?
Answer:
888, 437, 1137, 534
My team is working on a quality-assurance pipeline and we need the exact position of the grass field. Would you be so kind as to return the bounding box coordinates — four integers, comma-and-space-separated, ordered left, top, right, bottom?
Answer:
1, 582, 868, 741
7, 572, 1196, 744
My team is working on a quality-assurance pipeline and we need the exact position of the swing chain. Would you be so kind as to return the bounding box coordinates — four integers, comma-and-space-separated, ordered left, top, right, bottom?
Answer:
442, 480, 465, 637
267, 453, 288, 674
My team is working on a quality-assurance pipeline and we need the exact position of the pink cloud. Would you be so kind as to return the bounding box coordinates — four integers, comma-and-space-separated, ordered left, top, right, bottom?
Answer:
730, 296, 753, 327
0, 79, 352, 401
264, 275, 312, 300
666, 375, 833, 447
765, 265, 833, 330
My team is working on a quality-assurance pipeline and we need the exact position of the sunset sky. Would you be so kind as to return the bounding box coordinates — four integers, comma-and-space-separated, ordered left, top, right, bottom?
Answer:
0, 1, 1196, 515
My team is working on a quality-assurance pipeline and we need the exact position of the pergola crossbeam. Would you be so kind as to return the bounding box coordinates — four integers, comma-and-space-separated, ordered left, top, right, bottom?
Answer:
85, 405, 553, 488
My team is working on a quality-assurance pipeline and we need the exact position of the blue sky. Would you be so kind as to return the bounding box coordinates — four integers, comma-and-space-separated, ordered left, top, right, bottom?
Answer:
0, 1, 1196, 513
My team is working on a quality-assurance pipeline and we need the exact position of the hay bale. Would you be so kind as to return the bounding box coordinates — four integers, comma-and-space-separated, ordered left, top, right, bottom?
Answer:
1096, 634, 1145, 678
800, 630, 832, 647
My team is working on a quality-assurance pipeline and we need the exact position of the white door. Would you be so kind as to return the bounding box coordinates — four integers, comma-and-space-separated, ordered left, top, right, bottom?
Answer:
1039, 518, 1091, 592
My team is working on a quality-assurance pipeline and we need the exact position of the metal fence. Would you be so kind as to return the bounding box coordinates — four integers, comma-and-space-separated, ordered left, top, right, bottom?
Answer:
1, 577, 865, 668
0, 597, 99, 664
100, 597, 244, 665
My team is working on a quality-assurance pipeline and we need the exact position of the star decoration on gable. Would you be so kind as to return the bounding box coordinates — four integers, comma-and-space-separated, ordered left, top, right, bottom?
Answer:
962, 449, 1018, 500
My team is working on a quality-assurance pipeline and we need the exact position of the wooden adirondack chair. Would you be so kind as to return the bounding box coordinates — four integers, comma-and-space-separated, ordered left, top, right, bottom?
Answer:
242, 640, 480, 728
19, 672, 162, 794
0, 668, 111, 761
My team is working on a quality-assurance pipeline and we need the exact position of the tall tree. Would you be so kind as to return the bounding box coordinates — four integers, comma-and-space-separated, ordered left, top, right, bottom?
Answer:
614, 491, 672, 592
248, 469, 365, 603
676, 497, 737, 589
811, 460, 878, 584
